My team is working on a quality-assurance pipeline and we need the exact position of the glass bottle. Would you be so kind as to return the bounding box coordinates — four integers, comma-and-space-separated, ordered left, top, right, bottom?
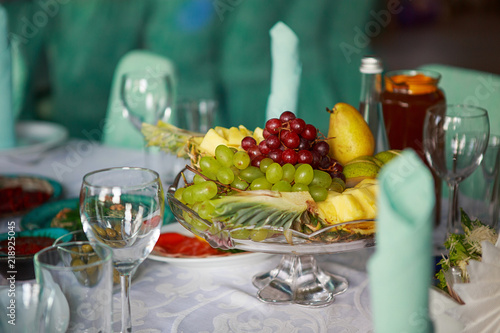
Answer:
358, 56, 388, 153
381, 69, 446, 226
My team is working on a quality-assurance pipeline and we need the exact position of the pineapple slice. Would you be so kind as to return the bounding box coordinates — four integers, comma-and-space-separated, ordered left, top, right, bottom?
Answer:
316, 179, 378, 225
227, 127, 246, 147
211, 190, 317, 230
199, 129, 229, 156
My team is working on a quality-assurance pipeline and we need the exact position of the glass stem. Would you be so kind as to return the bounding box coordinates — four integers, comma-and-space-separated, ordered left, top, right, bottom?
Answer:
447, 182, 460, 234
120, 273, 132, 333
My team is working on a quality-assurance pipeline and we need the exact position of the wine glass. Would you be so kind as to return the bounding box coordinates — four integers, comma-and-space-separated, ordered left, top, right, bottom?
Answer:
120, 71, 174, 131
80, 167, 164, 333
423, 104, 490, 235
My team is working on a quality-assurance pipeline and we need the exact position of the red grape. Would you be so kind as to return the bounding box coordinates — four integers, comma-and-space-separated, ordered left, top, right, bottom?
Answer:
265, 118, 282, 135
282, 131, 300, 149
312, 141, 330, 156
241, 136, 257, 151
297, 137, 311, 150
279, 111, 296, 123
268, 148, 283, 164
289, 118, 306, 134
266, 134, 281, 149
247, 145, 262, 159
301, 124, 317, 141
258, 140, 271, 155
297, 150, 313, 165
262, 128, 271, 139
282, 149, 298, 165
279, 129, 290, 141
319, 155, 331, 169
251, 155, 266, 167
311, 151, 321, 169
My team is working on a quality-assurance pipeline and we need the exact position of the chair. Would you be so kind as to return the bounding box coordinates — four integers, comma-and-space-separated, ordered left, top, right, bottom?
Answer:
102, 50, 177, 149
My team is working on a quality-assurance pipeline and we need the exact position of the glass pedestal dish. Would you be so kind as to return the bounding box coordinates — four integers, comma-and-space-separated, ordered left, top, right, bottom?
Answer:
167, 169, 375, 307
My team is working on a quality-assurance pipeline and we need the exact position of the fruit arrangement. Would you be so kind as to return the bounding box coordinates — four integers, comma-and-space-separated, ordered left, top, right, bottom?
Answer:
143, 103, 401, 243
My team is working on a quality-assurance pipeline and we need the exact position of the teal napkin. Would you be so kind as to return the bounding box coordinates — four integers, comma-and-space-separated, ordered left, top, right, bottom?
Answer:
368, 149, 435, 333
0, 5, 15, 149
265, 21, 301, 120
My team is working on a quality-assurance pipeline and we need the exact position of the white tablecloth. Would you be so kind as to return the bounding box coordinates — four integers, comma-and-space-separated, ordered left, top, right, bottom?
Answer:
0, 139, 453, 332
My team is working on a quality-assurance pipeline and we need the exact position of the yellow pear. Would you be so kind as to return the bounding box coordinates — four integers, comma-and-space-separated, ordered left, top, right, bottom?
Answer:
326, 103, 375, 165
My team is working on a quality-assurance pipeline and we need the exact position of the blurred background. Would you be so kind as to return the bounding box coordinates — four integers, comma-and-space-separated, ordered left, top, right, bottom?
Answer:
2, 0, 500, 140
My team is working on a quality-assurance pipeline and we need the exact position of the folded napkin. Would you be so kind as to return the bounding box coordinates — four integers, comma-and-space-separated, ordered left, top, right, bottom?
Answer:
368, 149, 435, 333
447, 238, 500, 332
265, 21, 301, 120
0, 5, 15, 149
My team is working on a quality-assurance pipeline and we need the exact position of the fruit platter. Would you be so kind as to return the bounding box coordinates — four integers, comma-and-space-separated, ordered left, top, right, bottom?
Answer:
144, 103, 400, 306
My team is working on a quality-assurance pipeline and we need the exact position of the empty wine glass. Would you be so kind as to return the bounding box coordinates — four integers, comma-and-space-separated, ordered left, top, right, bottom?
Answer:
120, 71, 174, 131
423, 104, 490, 235
80, 167, 164, 333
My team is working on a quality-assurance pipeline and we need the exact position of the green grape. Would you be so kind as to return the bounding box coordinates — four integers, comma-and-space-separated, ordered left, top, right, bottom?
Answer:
250, 177, 272, 190
292, 183, 309, 192
199, 181, 218, 199
182, 186, 196, 204
193, 174, 206, 184
174, 188, 184, 202
215, 144, 234, 167
250, 228, 269, 242
199, 156, 222, 174
266, 163, 283, 184
282, 163, 295, 182
294, 164, 314, 185
217, 166, 235, 185
259, 158, 274, 173
310, 170, 333, 188
230, 165, 241, 177
309, 185, 328, 202
190, 217, 210, 232
231, 178, 249, 190
271, 180, 292, 192
196, 200, 215, 220
201, 170, 217, 181
233, 151, 251, 170
239, 166, 265, 183
230, 228, 250, 240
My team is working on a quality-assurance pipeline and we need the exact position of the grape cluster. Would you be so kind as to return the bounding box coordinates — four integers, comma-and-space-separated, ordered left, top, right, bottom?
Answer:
242, 111, 345, 182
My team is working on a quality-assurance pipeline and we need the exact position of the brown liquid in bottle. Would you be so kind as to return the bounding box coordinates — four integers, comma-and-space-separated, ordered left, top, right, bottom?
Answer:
381, 71, 446, 225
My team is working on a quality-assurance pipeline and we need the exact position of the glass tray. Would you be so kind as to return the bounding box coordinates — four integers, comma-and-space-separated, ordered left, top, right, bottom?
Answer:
167, 168, 375, 307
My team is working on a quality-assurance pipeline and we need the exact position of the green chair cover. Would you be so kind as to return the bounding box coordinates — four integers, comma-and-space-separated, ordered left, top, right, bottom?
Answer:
102, 50, 176, 149
5, 0, 377, 140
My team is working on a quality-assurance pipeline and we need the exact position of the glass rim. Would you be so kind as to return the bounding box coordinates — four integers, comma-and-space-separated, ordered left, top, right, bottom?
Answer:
384, 69, 442, 81
82, 166, 161, 189
34, 241, 113, 271
121, 70, 173, 81
427, 103, 489, 118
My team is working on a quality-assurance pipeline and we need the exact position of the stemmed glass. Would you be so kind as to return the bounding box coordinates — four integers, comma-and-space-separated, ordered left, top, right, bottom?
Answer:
80, 167, 164, 332
423, 104, 490, 235
120, 71, 174, 131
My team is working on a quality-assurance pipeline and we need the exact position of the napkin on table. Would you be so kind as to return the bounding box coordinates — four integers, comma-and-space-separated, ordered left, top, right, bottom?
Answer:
0, 5, 16, 149
265, 21, 302, 120
368, 149, 435, 333
447, 237, 500, 332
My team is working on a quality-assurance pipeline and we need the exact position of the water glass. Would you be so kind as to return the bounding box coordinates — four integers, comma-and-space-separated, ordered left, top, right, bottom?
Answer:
176, 99, 217, 133
0, 281, 55, 333
34, 241, 114, 332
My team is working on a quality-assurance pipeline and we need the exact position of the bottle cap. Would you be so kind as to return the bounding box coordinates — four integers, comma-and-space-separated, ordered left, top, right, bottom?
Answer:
360, 56, 383, 74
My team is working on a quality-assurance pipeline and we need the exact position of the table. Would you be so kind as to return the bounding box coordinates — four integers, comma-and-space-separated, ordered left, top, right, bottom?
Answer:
0, 140, 449, 332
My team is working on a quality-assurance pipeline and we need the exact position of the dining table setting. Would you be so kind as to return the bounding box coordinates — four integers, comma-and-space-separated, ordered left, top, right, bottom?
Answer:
1, 14, 500, 333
